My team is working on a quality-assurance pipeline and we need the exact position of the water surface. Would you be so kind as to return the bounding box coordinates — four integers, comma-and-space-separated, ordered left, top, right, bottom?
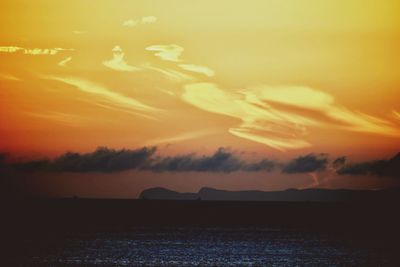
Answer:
20, 227, 393, 266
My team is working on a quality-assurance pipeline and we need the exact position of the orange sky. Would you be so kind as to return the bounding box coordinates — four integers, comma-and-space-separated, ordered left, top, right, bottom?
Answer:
1, 0, 400, 161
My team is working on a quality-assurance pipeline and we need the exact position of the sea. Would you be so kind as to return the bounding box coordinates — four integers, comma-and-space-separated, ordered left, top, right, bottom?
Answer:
15, 227, 396, 266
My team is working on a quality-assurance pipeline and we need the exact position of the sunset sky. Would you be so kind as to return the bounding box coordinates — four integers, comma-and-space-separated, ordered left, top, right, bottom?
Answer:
1, 1, 400, 197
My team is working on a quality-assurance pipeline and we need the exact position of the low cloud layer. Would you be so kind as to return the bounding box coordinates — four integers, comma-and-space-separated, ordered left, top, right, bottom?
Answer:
3, 148, 399, 177
5, 147, 277, 173
146, 148, 276, 173
338, 153, 400, 177
282, 154, 328, 173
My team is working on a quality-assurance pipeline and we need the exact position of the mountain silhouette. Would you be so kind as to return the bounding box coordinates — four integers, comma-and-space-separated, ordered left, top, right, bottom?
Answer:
139, 187, 400, 202
139, 187, 199, 200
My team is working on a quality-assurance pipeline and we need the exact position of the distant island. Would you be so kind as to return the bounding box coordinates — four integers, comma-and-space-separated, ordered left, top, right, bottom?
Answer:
139, 187, 400, 202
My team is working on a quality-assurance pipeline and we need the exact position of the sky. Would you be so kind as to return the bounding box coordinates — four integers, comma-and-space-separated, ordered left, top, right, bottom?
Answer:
1, 0, 400, 197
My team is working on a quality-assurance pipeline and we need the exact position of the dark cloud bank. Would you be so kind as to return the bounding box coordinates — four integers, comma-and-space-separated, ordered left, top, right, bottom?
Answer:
5, 147, 276, 173
282, 154, 328, 173
1, 147, 399, 177
337, 153, 400, 178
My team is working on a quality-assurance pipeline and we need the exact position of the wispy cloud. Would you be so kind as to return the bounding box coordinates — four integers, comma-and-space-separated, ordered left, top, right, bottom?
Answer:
178, 64, 215, 77
0, 46, 74, 55
249, 85, 400, 137
0, 73, 21, 81
24, 48, 74, 55
101, 43, 195, 82
145, 64, 194, 82
122, 16, 157, 27
228, 128, 311, 151
103, 46, 141, 72
182, 83, 400, 151
146, 44, 183, 62
182, 83, 312, 151
141, 16, 157, 24
122, 19, 138, 27
145, 130, 216, 146
26, 111, 85, 126
58, 56, 72, 67
0, 46, 23, 53
393, 110, 400, 120
73, 30, 87, 35
45, 76, 161, 117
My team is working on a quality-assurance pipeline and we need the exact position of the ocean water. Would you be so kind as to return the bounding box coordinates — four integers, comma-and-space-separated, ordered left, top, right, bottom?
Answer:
20, 228, 393, 266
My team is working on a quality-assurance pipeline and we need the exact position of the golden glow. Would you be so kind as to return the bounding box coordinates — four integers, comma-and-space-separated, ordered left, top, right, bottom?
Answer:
0, 0, 399, 156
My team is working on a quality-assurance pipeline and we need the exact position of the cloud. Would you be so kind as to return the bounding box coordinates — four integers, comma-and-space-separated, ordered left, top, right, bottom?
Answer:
7, 146, 400, 177
178, 64, 215, 77
145, 64, 194, 82
123, 16, 157, 27
0, 46, 23, 53
249, 85, 400, 137
105, 45, 196, 82
53, 147, 157, 172
24, 48, 74, 55
141, 16, 157, 24
146, 148, 243, 172
26, 111, 85, 126
0, 73, 20, 81
182, 83, 312, 151
282, 154, 328, 173
5, 147, 278, 173
122, 19, 138, 27
73, 30, 87, 34
393, 110, 400, 120
332, 156, 346, 169
134, 147, 278, 173
103, 46, 141, 72
182, 83, 400, 151
337, 153, 400, 177
229, 128, 311, 152
58, 56, 72, 67
146, 44, 184, 62
145, 130, 216, 145
9, 147, 157, 173
45, 76, 161, 116
242, 159, 276, 172
0, 46, 74, 55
